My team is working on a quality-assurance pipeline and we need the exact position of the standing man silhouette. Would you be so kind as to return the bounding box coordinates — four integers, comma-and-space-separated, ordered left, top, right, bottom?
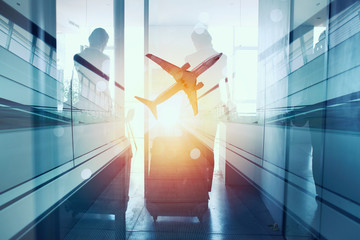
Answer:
76, 28, 110, 93
185, 27, 227, 191
185, 28, 227, 100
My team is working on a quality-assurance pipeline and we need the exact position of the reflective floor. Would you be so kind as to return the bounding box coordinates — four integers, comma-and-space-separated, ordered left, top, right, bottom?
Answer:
64, 151, 284, 240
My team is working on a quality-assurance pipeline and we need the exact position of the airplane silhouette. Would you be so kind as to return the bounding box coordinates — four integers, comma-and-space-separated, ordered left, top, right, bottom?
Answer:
135, 53, 223, 119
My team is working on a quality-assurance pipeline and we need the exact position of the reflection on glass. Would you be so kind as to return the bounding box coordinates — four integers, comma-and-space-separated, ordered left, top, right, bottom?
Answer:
261, 0, 360, 239
0, 0, 129, 238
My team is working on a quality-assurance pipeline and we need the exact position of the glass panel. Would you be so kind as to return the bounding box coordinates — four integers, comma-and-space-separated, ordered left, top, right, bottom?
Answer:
0, 14, 9, 24
321, 1, 360, 239
50, 65, 57, 78
8, 37, 31, 61
0, 15, 9, 45
283, 0, 329, 238
52, 49, 57, 61
33, 54, 47, 72
289, 38, 304, 71
8, 25, 32, 62
34, 39, 50, 64
0, 20, 72, 194
0, 29, 8, 47
56, 0, 122, 162
233, 49, 258, 117
1, 1, 131, 239
13, 24, 33, 43
36, 37, 50, 56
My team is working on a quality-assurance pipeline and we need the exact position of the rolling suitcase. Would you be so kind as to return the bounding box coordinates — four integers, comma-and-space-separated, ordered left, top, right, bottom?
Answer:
145, 135, 210, 222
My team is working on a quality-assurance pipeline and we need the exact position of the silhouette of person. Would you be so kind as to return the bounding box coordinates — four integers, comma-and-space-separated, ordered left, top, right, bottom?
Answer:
185, 27, 227, 190
314, 30, 326, 54
185, 28, 227, 103
309, 30, 327, 198
76, 28, 110, 94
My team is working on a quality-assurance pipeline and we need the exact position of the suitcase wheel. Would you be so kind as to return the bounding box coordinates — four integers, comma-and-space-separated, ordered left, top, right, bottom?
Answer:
153, 215, 158, 222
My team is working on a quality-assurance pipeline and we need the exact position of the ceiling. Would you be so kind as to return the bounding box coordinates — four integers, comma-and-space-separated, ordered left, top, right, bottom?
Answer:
57, 0, 113, 33
293, 0, 329, 28
149, 0, 258, 27
6, 0, 331, 35
56, 0, 258, 34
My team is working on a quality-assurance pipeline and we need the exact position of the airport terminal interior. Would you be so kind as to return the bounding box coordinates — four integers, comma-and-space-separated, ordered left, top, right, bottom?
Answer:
0, 0, 359, 239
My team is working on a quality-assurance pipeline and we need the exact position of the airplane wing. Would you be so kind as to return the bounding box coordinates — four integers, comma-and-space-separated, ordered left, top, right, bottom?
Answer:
184, 89, 198, 116
146, 54, 182, 80
191, 53, 223, 77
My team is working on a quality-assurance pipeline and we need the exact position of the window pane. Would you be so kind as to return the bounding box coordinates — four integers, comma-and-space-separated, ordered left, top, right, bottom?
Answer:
9, 37, 31, 61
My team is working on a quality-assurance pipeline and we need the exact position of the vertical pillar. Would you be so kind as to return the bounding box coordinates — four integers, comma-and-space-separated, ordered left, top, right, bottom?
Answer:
114, 0, 125, 98
113, 1, 126, 238
144, 0, 149, 196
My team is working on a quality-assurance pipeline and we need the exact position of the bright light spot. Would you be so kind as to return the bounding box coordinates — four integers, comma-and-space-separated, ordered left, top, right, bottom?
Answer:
194, 23, 207, 34
53, 126, 64, 137
190, 148, 201, 159
270, 9, 283, 22
198, 12, 210, 24
81, 168, 92, 180
96, 81, 107, 92
158, 108, 180, 128
57, 102, 63, 112
157, 96, 181, 129
313, 26, 326, 48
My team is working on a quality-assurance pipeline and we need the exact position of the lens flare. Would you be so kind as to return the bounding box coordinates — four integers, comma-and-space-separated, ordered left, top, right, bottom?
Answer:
190, 148, 201, 159
53, 126, 64, 137
81, 168, 92, 180
157, 97, 181, 129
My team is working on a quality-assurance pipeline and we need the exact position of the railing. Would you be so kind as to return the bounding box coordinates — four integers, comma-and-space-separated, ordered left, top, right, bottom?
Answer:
0, 10, 57, 79
74, 54, 112, 112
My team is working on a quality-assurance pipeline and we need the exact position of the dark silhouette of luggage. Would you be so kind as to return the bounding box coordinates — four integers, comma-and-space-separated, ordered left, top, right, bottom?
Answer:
145, 135, 211, 222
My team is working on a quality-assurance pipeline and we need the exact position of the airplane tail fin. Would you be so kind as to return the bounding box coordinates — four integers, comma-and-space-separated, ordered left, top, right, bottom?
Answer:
135, 96, 158, 119
195, 82, 204, 90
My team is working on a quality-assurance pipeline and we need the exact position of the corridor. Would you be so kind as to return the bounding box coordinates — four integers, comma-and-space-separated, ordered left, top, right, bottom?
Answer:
65, 152, 283, 240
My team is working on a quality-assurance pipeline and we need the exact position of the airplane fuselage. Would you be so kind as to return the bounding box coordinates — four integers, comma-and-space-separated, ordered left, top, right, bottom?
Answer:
154, 70, 197, 105
178, 71, 197, 89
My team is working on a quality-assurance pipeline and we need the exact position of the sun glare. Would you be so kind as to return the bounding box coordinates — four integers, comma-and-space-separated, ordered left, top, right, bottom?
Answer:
157, 101, 181, 129
153, 93, 184, 133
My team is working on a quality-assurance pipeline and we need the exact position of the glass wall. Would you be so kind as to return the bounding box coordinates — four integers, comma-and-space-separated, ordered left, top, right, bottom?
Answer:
57, 0, 126, 162
0, 0, 124, 193
0, 0, 72, 194
0, 1, 127, 238
256, 0, 360, 238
